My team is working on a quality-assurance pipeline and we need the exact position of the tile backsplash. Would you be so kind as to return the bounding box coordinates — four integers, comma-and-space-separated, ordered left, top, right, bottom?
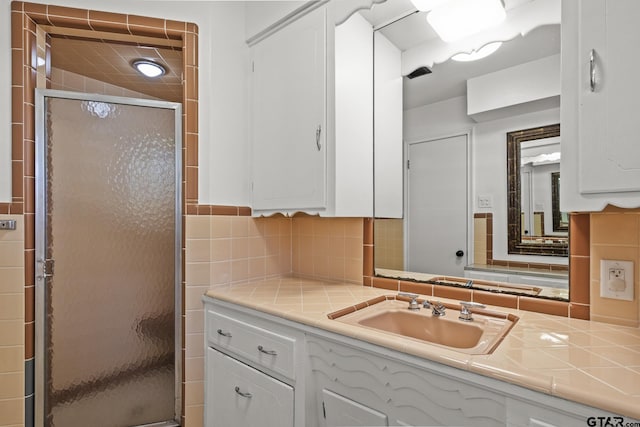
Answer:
0, 215, 25, 426
184, 214, 363, 425
590, 209, 640, 327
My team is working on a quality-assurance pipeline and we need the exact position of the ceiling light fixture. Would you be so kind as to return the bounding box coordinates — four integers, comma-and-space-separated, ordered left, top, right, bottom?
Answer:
426, 0, 507, 42
451, 41, 503, 62
132, 59, 166, 78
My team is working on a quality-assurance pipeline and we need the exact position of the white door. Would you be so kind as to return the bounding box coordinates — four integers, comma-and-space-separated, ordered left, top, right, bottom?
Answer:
407, 134, 468, 276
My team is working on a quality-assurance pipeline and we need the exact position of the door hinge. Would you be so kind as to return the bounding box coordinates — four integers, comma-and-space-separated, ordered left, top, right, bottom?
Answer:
407, 159, 410, 169
322, 401, 326, 419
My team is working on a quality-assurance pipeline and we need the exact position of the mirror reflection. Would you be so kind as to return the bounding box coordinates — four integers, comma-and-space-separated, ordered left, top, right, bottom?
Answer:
507, 124, 569, 256
369, 0, 568, 299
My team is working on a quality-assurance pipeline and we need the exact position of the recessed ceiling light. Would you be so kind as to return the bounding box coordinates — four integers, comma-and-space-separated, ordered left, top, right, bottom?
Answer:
452, 42, 503, 62
132, 59, 166, 78
427, 0, 506, 42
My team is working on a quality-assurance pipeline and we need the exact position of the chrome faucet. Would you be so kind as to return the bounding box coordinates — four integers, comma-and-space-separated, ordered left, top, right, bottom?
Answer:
398, 292, 421, 310
423, 300, 446, 316
458, 301, 486, 321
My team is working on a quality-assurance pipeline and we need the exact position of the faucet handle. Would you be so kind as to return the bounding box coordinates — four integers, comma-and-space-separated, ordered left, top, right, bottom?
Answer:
459, 301, 486, 321
398, 292, 420, 310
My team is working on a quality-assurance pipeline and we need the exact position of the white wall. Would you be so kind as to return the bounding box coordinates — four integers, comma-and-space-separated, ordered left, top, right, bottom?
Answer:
0, 0, 250, 205
404, 97, 565, 265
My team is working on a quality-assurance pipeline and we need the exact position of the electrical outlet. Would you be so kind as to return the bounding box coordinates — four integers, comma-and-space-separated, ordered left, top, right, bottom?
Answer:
600, 260, 634, 301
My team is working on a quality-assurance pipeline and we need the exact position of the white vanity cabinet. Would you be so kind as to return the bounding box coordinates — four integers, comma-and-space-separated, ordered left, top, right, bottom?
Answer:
250, 4, 373, 217
561, 0, 640, 211
203, 300, 305, 427
203, 296, 628, 427
206, 348, 294, 427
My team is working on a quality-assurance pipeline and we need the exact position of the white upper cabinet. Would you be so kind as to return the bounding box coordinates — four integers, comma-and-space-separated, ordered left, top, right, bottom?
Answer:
561, 0, 640, 211
250, 3, 373, 217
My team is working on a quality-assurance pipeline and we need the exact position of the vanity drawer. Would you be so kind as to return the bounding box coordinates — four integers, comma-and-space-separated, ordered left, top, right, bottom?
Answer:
206, 309, 297, 380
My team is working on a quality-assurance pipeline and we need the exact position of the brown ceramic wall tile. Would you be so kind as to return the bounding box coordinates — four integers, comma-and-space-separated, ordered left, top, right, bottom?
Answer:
11, 162, 23, 199
23, 141, 34, 177
433, 285, 472, 302
519, 297, 569, 317
185, 166, 198, 201
185, 66, 198, 101
128, 15, 166, 38
24, 286, 34, 323
165, 20, 186, 38
569, 256, 590, 304
472, 290, 518, 309
24, 177, 34, 214
88, 10, 127, 31
362, 245, 373, 277
372, 277, 399, 291
24, 322, 34, 359
570, 214, 590, 257
569, 303, 590, 321
23, 213, 33, 251
196, 205, 211, 216
363, 218, 374, 245
210, 205, 238, 216
399, 281, 433, 296
24, 249, 34, 287
23, 2, 47, 18
238, 207, 252, 216
186, 204, 198, 215
11, 87, 23, 124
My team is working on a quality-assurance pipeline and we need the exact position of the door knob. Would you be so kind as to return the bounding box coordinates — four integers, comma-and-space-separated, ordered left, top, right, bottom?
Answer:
456, 250, 464, 257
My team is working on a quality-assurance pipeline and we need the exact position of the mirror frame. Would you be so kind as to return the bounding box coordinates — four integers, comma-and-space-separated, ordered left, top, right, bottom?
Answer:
507, 123, 568, 256
551, 172, 568, 232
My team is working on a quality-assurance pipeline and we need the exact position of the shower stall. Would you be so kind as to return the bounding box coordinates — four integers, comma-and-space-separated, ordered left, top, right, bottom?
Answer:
35, 90, 182, 426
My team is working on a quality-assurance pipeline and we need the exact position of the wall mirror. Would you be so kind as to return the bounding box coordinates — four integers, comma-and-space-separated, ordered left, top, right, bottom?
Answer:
507, 124, 569, 256
366, 0, 567, 299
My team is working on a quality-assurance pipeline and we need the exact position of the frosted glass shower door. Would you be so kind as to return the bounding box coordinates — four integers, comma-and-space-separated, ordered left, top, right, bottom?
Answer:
35, 91, 182, 427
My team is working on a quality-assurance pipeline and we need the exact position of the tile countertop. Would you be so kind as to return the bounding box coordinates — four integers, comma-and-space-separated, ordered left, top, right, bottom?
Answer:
204, 276, 640, 419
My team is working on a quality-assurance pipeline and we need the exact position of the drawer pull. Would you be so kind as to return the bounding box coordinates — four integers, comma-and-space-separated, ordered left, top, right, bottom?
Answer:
258, 345, 278, 356
234, 386, 252, 398
217, 329, 232, 338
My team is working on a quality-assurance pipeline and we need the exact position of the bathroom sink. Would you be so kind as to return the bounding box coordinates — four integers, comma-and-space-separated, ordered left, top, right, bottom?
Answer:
329, 296, 518, 355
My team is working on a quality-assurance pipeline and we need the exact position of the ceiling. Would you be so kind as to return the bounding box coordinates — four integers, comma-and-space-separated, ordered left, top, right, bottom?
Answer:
50, 36, 183, 103
361, 0, 561, 110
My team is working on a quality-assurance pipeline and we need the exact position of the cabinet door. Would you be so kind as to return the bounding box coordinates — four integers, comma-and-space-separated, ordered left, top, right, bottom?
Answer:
578, 0, 640, 194
322, 389, 388, 427
251, 7, 327, 211
205, 348, 294, 427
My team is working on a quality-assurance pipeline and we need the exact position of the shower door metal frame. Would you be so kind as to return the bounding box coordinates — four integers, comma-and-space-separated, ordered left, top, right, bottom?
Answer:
34, 89, 183, 426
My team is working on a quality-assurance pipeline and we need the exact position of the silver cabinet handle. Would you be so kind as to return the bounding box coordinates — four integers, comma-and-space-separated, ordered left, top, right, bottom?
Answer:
590, 49, 597, 92
234, 386, 252, 398
217, 329, 232, 338
257, 345, 277, 356
315, 125, 322, 151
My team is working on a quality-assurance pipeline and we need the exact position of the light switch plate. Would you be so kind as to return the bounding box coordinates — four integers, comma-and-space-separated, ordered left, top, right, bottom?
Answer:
600, 260, 634, 301
478, 195, 492, 208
